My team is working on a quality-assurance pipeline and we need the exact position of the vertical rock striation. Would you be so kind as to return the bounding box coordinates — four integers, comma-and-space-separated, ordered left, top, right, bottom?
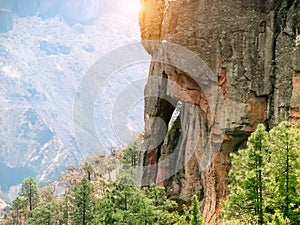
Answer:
139, 0, 300, 223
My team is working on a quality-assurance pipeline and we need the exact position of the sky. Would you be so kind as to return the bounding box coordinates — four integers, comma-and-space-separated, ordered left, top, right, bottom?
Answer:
0, 0, 141, 27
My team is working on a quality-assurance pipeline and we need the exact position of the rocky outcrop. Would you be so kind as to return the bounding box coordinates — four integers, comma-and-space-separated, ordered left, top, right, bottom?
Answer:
139, 0, 300, 223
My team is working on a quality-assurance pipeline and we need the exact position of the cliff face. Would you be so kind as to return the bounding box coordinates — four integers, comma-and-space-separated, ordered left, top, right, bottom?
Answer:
139, 0, 300, 223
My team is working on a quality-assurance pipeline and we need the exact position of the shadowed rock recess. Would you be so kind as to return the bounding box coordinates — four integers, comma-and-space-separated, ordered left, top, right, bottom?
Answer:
139, 0, 300, 223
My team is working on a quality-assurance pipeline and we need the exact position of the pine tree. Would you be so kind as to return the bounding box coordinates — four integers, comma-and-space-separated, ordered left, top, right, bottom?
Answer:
10, 197, 25, 225
72, 178, 95, 225
96, 182, 178, 225
27, 199, 67, 225
121, 140, 140, 167
80, 161, 94, 181
268, 121, 300, 224
144, 184, 178, 224
18, 177, 39, 215
224, 124, 270, 224
223, 122, 300, 224
28, 202, 54, 225
190, 195, 203, 225
97, 182, 147, 225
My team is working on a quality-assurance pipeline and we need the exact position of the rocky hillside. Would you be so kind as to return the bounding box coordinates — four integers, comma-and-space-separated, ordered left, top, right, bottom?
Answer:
139, 0, 300, 223
0, 1, 146, 201
0, 198, 7, 218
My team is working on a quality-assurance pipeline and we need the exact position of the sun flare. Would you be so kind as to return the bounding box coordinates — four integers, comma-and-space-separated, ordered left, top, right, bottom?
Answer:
123, 0, 141, 15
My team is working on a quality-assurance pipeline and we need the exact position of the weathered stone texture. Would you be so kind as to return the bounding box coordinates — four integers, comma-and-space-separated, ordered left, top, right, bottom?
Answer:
139, 0, 300, 223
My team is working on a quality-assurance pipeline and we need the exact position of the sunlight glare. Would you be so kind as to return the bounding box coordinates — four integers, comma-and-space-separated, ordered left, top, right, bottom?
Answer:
122, 0, 141, 15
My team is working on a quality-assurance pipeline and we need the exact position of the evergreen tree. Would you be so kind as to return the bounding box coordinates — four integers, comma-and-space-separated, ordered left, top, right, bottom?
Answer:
190, 195, 202, 225
172, 209, 190, 225
144, 184, 178, 224
268, 121, 300, 224
72, 177, 95, 225
28, 200, 66, 225
10, 197, 25, 225
121, 140, 140, 167
96, 182, 179, 225
97, 182, 148, 224
224, 124, 270, 224
224, 122, 300, 225
18, 177, 39, 214
80, 161, 94, 181
28, 202, 55, 225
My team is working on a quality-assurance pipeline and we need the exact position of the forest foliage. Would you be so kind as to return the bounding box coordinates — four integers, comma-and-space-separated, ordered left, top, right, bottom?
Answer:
223, 122, 300, 225
0, 139, 204, 225
0, 121, 299, 224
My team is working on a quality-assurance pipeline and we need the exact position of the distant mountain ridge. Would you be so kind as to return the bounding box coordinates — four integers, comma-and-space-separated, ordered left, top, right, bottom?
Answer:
0, 5, 146, 201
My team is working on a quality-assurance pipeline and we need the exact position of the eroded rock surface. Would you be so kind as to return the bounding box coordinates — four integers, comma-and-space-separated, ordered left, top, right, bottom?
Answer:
139, 0, 300, 223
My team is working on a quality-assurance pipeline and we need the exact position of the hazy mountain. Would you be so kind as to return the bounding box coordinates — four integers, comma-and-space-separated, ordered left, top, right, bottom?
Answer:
0, 1, 148, 201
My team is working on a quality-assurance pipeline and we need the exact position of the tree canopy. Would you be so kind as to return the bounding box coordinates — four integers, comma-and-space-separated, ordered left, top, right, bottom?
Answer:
224, 122, 300, 225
